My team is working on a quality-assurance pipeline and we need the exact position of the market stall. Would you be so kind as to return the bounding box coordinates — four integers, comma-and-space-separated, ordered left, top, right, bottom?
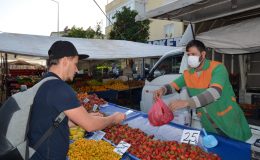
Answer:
68, 101, 251, 160
0, 32, 253, 160
73, 79, 144, 108
66, 92, 252, 160
6, 60, 45, 95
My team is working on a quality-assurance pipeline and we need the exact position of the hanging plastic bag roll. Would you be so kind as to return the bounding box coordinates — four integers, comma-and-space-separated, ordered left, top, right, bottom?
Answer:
148, 98, 174, 126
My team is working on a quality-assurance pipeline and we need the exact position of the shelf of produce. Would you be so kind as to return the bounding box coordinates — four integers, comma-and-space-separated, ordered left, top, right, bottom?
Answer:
103, 108, 251, 160
68, 102, 250, 160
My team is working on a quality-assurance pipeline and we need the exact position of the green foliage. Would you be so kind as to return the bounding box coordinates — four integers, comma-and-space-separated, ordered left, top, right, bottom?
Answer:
85, 27, 96, 38
64, 22, 104, 39
66, 26, 86, 38
95, 22, 105, 39
109, 7, 150, 43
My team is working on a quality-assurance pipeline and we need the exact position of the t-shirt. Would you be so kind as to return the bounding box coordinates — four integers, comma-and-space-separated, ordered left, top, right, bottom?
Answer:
28, 72, 80, 160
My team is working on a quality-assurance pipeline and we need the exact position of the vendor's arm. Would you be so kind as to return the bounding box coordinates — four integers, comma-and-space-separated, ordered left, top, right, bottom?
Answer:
168, 64, 227, 110
187, 86, 222, 108
154, 75, 186, 99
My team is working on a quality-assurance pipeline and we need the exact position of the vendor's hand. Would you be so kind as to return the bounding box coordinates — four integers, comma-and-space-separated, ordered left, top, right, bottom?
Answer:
89, 112, 104, 117
153, 87, 166, 101
112, 112, 126, 124
168, 100, 189, 112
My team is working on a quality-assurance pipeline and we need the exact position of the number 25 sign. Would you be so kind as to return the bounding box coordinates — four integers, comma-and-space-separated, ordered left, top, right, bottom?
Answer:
180, 129, 200, 145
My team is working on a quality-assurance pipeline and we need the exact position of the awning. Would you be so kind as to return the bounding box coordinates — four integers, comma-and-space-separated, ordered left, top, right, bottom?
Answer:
137, 0, 260, 23
197, 17, 260, 54
0, 32, 179, 60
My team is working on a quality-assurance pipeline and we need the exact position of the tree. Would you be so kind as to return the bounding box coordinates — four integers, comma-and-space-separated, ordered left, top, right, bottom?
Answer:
66, 26, 86, 38
95, 22, 104, 39
85, 27, 96, 38
64, 22, 104, 39
109, 7, 150, 43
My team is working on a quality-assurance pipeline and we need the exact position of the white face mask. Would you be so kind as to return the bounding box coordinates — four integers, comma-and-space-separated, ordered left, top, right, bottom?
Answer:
188, 55, 201, 68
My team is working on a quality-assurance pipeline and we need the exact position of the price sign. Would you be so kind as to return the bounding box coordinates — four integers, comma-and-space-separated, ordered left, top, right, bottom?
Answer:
89, 131, 106, 141
113, 141, 131, 156
180, 129, 200, 145
92, 104, 98, 112
83, 98, 89, 103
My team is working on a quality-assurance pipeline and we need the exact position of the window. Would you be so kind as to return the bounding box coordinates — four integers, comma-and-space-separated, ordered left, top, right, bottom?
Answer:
147, 54, 183, 81
164, 23, 174, 38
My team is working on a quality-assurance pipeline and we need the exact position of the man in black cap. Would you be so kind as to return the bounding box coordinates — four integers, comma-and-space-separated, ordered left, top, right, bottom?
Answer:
28, 41, 125, 160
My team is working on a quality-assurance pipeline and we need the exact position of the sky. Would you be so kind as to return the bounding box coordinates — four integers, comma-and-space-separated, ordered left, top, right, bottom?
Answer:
0, 0, 112, 36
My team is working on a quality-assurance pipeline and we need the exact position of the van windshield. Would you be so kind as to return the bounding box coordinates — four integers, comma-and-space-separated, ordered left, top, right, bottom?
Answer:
147, 54, 183, 81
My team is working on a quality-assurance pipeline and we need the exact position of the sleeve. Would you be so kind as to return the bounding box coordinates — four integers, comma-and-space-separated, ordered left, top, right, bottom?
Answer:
189, 87, 222, 108
210, 64, 228, 90
47, 81, 81, 112
171, 74, 186, 91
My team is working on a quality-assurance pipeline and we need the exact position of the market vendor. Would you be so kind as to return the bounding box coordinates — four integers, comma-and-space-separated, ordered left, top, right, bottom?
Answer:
154, 40, 252, 141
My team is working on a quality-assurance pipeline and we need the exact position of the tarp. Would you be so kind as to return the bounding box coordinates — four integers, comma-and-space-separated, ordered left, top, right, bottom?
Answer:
0, 32, 177, 60
197, 17, 260, 54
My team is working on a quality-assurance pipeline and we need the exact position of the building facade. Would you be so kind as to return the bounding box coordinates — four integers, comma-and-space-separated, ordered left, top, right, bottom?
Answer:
105, 0, 184, 47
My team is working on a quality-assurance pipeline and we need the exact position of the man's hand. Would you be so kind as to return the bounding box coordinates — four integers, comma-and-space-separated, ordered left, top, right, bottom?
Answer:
68, 120, 77, 128
153, 87, 166, 100
112, 112, 126, 124
89, 112, 104, 117
168, 100, 189, 111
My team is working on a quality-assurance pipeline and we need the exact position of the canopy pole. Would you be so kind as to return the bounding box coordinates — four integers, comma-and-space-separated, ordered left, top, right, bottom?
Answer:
190, 22, 195, 40
4, 53, 8, 100
239, 55, 246, 103
142, 58, 145, 79
0, 53, 3, 103
231, 55, 234, 74
211, 49, 215, 61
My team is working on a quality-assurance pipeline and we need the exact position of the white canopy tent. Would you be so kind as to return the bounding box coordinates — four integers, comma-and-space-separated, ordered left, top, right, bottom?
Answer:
197, 17, 260, 54
0, 32, 177, 60
197, 17, 260, 103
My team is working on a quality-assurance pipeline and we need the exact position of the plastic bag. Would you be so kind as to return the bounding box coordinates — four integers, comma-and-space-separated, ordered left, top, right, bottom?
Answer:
148, 98, 174, 126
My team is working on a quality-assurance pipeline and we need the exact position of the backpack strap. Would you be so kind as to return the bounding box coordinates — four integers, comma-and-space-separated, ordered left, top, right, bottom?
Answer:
27, 76, 64, 158
31, 76, 58, 93
32, 112, 66, 150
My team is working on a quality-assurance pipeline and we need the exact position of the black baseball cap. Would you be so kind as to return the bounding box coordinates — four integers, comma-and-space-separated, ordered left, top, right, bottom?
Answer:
48, 40, 89, 60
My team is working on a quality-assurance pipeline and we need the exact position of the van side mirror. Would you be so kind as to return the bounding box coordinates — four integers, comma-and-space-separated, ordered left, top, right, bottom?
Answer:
147, 73, 154, 82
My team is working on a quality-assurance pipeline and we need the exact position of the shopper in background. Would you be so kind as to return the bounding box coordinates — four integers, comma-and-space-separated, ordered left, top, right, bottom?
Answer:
28, 41, 125, 160
154, 40, 252, 141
